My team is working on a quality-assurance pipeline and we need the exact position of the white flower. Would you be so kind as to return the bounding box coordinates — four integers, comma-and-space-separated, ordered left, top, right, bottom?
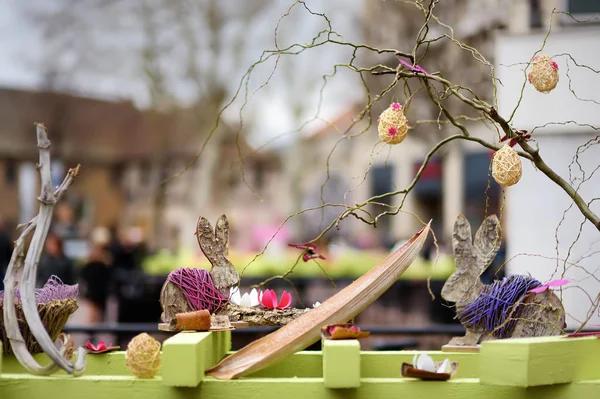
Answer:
312, 301, 321, 308
412, 354, 450, 373
436, 358, 450, 374
229, 286, 259, 307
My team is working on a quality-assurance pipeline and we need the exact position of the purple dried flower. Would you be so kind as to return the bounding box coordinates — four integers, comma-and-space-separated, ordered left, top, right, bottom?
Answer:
457, 275, 541, 338
0, 276, 79, 305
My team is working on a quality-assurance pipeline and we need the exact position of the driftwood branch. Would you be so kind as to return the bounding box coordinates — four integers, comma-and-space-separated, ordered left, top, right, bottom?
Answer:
2, 123, 85, 376
372, 65, 600, 232
225, 304, 309, 326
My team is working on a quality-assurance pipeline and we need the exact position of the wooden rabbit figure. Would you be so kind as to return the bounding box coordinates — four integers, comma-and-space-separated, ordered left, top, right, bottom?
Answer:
160, 215, 240, 323
196, 215, 240, 296
441, 214, 566, 347
441, 213, 501, 346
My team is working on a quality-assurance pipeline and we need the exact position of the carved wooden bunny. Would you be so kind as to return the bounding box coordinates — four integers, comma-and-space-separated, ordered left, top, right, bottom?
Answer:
159, 215, 240, 323
441, 214, 566, 346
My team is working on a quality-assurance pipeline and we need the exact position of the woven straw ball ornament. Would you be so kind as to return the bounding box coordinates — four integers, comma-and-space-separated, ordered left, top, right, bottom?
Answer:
527, 54, 559, 93
378, 102, 409, 144
125, 333, 162, 378
492, 144, 522, 187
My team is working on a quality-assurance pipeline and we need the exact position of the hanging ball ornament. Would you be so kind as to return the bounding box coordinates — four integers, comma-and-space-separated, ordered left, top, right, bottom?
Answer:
527, 54, 559, 93
377, 102, 409, 145
125, 333, 162, 378
492, 144, 523, 187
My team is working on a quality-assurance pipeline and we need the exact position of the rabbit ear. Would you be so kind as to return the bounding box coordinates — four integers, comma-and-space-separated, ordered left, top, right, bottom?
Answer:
215, 214, 229, 254
441, 214, 476, 303
450, 213, 475, 272
197, 216, 217, 255
473, 215, 501, 274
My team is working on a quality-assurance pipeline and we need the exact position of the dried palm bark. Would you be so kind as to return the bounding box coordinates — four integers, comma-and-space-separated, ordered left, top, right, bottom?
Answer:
206, 222, 430, 380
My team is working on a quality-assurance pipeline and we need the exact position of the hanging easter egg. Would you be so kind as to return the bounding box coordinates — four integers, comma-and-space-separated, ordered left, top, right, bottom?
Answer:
527, 54, 559, 93
377, 102, 409, 145
491, 144, 522, 187
125, 333, 161, 378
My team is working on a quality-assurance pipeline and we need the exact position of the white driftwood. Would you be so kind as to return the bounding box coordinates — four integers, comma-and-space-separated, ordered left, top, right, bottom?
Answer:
2, 123, 85, 376
206, 222, 430, 379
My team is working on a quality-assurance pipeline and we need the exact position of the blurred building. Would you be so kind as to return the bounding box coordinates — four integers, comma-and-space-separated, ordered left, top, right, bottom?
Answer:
0, 87, 281, 251
499, 0, 600, 327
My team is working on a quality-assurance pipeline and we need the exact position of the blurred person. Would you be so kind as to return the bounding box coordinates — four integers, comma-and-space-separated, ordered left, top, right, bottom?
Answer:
52, 202, 79, 239
80, 227, 111, 324
111, 226, 149, 346
37, 233, 75, 287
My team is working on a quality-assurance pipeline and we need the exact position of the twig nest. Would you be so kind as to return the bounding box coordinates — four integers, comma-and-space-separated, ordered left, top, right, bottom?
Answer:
125, 333, 161, 378
527, 54, 559, 93
492, 144, 522, 187
377, 102, 409, 144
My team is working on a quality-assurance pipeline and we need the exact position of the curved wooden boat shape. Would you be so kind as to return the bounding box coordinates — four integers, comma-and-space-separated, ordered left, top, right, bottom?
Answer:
206, 222, 430, 379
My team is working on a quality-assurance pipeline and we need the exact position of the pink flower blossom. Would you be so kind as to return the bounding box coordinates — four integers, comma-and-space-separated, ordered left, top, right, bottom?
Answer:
289, 243, 326, 262
528, 279, 569, 294
259, 289, 292, 309
551, 60, 559, 70
388, 126, 398, 136
86, 340, 119, 353
391, 102, 402, 111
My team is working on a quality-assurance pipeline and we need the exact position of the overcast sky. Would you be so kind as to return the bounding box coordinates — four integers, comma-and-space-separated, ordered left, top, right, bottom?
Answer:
0, 0, 365, 148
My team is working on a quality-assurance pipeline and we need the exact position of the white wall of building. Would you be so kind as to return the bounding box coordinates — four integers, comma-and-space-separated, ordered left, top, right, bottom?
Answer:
496, 27, 600, 328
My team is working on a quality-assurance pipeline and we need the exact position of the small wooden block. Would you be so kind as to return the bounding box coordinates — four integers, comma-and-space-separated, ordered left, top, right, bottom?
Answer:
322, 338, 361, 389
161, 332, 212, 387
480, 335, 600, 387
442, 344, 480, 353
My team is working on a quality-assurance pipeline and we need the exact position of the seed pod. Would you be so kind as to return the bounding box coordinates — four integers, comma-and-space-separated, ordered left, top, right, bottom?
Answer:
377, 102, 409, 144
492, 144, 522, 187
527, 54, 559, 93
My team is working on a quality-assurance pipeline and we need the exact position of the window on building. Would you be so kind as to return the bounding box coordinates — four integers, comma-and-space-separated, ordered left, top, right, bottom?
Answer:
568, 0, 600, 14
5, 160, 17, 186
111, 163, 125, 187
530, 0, 543, 28
253, 160, 266, 192
140, 160, 152, 187
370, 165, 395, 246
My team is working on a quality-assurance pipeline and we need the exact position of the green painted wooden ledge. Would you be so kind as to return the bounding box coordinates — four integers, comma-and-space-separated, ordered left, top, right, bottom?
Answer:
1, 333, 599, 398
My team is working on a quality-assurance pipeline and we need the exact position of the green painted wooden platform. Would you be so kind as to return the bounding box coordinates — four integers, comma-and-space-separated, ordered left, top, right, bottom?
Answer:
1, 333, 599, 398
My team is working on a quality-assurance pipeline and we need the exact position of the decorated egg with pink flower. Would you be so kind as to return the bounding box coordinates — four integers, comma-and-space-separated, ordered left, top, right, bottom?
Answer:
377, 102, 409, 145
527, 54, 559, 93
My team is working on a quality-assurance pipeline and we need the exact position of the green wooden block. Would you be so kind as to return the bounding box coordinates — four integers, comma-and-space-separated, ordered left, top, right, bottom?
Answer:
322, 339, 360, 389
480, 335, 600, 387
161, 331, 212, 387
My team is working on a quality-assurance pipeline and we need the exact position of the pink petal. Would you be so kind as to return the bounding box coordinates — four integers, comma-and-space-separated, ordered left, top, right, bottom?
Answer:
391, 103, 401, 110
86, 340, 97, 351
277, 291, 292, 309
529, 284, 549, 294
261, 289, 278, 309
546, 279, 569, 287
388, 126, 398, 136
